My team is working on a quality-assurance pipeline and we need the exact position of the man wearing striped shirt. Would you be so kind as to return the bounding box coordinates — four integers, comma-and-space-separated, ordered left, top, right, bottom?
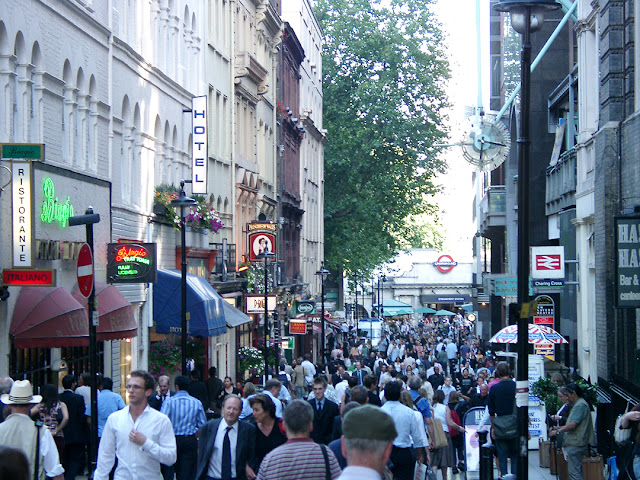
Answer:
256, 400, 341, 480
161, 375, 207, 480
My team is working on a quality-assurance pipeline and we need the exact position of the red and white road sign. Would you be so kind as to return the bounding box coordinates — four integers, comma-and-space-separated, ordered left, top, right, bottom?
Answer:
531, 246, 565, 279
533, 316, 554, 325
77, 243, 94, 298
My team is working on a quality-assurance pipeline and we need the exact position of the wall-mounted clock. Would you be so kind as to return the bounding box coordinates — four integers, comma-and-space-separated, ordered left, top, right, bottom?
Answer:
461, 116, 511, 172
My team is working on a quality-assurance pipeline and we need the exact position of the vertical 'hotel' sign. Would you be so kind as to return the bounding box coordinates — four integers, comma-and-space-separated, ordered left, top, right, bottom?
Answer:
192, 96, 207, 194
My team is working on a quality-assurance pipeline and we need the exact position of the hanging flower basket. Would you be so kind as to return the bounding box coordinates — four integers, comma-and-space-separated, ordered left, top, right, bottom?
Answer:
154, 184, 224, 233
238, 346, 264, 374
148, 340, 181, 379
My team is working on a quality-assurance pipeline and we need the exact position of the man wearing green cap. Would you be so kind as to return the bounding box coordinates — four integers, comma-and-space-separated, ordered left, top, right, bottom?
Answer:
337, 404, 397, 480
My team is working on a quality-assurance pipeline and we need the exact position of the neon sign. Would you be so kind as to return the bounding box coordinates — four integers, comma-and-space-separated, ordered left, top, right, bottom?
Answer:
107, 243, 157, 284
40, 177, 74, 227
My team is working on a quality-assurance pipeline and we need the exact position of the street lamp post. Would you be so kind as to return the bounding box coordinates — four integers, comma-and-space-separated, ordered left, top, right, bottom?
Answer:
257, 251, 276, 382
68, 207, 100, 475
171, 180, 197, 375
315, 263, 329, 364
492, 2, 559, 478
353, 275, 359, 339
380, 274, 386, 318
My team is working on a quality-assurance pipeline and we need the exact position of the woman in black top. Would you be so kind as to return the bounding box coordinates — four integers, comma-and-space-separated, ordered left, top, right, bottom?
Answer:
216, 376, 240, 404
249, 394, 287, 472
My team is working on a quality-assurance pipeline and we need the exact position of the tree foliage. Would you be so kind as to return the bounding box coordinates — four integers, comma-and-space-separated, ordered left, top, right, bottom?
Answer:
316, 0, 450, 275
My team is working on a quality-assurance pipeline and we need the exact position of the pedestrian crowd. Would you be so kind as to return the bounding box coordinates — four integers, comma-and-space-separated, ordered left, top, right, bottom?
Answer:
0, 313, 633, 480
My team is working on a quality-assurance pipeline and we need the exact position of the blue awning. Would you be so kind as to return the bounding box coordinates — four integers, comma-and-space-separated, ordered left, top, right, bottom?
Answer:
153, 269, 226, 337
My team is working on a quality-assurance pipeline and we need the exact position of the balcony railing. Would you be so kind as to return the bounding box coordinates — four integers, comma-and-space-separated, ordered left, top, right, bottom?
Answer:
546, 149, 576, 216
210, 243, 237, 275
479, 185, 506, 235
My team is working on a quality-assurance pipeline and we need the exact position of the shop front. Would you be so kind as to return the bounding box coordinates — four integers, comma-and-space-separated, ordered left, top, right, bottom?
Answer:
3, 160, 139, 389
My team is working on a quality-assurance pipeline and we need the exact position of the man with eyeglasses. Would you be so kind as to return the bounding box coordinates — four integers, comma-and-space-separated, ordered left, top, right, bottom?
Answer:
94, 370, 177, 480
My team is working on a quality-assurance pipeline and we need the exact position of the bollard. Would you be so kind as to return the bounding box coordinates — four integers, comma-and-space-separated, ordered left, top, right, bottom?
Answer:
480, 438, 495, 480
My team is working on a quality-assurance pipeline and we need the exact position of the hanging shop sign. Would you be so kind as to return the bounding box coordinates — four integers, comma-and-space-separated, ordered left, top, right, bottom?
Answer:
107, 243, 157, 284
11, 161, 34, 268
40, 177, 74, 227
289, 319, 307, 335
530, 246, 565, 279
247, 222, 277, 262
191, 95, 208, 194
533, 295, 555, 360
433, 254, 458, 273
2, 268, 55, 286
615, 215, 640, 308
295, 300, 315, 314
246, 294, 277, 313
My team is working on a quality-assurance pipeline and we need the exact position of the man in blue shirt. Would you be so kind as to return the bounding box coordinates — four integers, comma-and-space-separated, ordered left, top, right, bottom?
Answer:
85, 377, 125, 439
161, 375, 206, 480
408, 375, 434, 452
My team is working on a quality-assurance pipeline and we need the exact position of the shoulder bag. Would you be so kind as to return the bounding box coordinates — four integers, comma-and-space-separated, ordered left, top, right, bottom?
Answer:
320, 444, 331, 480
614, 403, 632, 444
431, 418, 448, 449
493, 399, 518, 440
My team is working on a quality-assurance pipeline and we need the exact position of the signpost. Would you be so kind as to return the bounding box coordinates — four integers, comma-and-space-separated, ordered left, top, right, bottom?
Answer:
76, 243, 94, 298
615, 214, 640, 308
533, 295, 555, 360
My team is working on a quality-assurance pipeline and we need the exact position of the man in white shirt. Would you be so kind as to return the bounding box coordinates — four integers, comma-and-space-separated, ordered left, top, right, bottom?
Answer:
337, 405, 397, 480
263, 379, 284, 418
301, 355, 316, 389
380, 382, 426, 480
334, 373, 350, 403
95, 370, 177, 480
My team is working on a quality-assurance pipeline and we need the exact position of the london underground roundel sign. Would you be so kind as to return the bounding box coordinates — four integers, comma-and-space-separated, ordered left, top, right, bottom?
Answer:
433, 255, 458, 273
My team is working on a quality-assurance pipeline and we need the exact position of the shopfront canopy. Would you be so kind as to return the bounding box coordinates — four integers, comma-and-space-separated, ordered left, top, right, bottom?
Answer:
381, 299, 414, 316
72, 282, 137, 341
153, 269, 226, 337
11, 287, 89, 348
222, 300, 252, 328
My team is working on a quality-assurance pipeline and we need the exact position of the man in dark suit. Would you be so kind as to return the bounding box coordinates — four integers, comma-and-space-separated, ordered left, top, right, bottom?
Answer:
59, 374, 87, 480
188, 368, 209, 412
148, 375, 174, 410
308, 376, 339, 445
196, 395, 256, 480
206, 367, 223, 412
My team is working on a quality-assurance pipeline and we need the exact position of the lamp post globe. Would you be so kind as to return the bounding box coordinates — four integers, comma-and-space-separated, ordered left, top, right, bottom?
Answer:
491, 1, 559, 479
171, 181, 197, 375
315, 263, 329, 363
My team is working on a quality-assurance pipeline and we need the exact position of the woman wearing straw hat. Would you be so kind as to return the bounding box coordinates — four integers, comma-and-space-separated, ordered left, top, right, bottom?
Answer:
0, 380, 64, 480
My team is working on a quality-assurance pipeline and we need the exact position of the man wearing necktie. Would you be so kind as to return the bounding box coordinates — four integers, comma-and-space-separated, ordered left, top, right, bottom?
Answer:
354, 362, 364, 386
196, 395, 256, 480
308, 377, 339, 445
149, 376, 174, 410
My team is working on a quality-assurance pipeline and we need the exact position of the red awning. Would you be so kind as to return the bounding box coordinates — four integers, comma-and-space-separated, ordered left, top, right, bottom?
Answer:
11, 287, 89, 348
72, 282, 137, 341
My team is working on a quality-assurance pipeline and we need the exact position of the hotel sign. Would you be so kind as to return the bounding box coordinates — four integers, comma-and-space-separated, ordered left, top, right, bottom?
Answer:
192, 96, 208, 194
107, 243, 157, 284
615, 215, 640, 308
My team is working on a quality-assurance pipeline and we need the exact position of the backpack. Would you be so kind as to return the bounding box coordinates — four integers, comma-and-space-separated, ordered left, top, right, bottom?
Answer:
449, 409, 462, 438
279, 372, 290, 389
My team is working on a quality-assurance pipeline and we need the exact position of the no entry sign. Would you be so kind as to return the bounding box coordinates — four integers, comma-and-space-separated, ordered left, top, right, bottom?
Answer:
77, 243, 94, 298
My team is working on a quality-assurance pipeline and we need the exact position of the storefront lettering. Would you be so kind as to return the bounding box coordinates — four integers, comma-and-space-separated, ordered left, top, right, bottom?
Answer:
115, 246, 150, 264
12, 162, 33, 267
40, 177, 74, 227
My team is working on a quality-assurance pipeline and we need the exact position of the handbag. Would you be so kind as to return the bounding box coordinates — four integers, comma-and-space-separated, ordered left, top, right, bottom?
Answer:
431, 418, 448, 449
614, 403, 632, 444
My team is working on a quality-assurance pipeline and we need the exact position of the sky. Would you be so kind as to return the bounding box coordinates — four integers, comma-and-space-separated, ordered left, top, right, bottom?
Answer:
429, 0, 491, 263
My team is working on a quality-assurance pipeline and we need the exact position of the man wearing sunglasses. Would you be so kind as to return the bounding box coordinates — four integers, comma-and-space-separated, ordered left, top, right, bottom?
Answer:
94, 370, 177, 480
